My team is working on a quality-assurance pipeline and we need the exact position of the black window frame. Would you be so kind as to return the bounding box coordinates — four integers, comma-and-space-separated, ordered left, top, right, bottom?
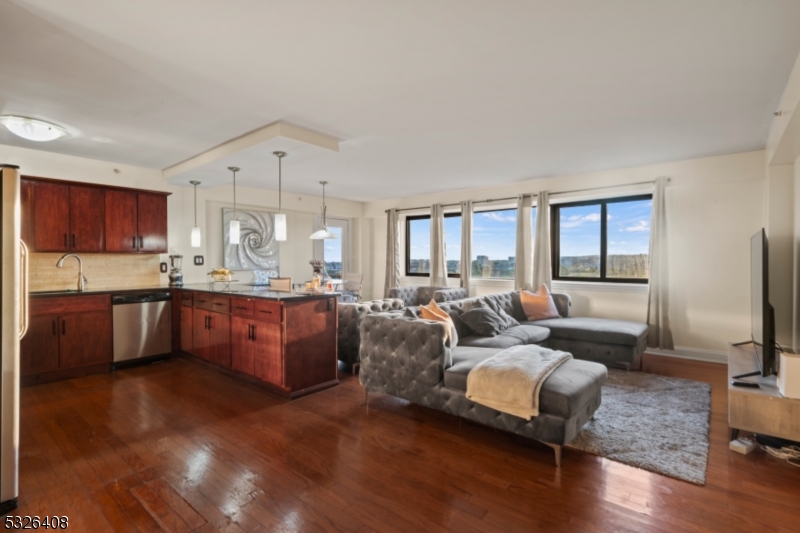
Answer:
550, 194, 653, 284
405, 213, 462, 278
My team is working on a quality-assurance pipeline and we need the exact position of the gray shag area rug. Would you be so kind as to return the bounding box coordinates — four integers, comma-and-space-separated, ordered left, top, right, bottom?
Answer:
567, 369, 711, 485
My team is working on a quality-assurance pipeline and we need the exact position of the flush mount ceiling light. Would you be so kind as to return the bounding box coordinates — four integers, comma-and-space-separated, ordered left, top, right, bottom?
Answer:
310, 181, 339, 240
190, 180, 202, 248
273, 151, 287, 242
0, 116, 68, 142
228, 166, 241, 243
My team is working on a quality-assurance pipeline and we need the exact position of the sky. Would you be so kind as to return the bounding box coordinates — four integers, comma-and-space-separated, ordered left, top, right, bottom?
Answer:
323, 226, 343, 262
407, 199, 652, 263
559, 199, 651, 257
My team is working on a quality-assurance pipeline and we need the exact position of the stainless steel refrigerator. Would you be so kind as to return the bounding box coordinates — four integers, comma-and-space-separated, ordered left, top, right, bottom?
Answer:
1, 164, 28, 514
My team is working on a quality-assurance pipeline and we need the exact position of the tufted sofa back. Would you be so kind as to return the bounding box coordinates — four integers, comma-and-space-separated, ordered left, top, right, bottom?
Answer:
338, 298, 405, 364
388, 285, 451, 307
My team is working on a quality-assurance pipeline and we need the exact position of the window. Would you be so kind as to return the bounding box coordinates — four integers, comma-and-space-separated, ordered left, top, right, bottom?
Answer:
551, 195, 652, 283
405, 213, 461, 277
313, 217, 350, 279
471, 208, 521, 279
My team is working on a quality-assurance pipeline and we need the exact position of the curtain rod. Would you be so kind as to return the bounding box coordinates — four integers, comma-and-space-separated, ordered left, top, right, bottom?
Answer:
385, 177, 669, 213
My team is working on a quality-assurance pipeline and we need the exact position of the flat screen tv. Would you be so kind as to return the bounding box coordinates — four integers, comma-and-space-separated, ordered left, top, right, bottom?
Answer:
736, 229, 777, 379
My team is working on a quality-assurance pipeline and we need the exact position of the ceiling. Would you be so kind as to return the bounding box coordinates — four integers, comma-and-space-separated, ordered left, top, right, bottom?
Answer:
2, 0, 800, 201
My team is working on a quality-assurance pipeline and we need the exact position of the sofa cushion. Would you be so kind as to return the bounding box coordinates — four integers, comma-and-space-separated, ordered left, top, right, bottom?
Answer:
458, 325, 550, 349
458, 307, 510, 337
520, 284, 560, 321
420, 300, 459, 347
527, 317, 648, 346
444, 348, 607, 418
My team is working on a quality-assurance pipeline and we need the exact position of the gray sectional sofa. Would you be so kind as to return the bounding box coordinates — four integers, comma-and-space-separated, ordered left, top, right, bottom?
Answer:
337, 298, 405, 372
388, 285, 469, 307
358, 290, 649, 465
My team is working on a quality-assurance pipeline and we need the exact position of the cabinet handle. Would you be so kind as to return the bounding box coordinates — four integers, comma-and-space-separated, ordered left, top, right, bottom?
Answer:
139, 236, 143, 248
247, 324, 252, 341
72, 234, 76, 248
235, 306, 248, 310
251, 324, 256, 342
196, 299, 207, 303
132, 236, 136, 249
52, 319, 56, 336
205, 316, 209, 329
259, 310, 272, 314
64, 234, 68, 248
213, 303, 224, 306
62, 320, 66, 336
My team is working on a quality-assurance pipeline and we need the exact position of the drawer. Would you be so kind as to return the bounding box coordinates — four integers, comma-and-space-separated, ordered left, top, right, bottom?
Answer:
30, 294, 111, 316
181, 292, 193, 307
209, 295, 231, 314
254, 300, 282, 323
193, 293, 213, 311
232, 298, 254, 318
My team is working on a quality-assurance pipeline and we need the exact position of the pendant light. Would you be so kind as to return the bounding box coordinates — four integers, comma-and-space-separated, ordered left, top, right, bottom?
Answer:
190, 180, 201, 247
228, 166, 241, 243
273, 151, 287, 242
310, 181, 339, 240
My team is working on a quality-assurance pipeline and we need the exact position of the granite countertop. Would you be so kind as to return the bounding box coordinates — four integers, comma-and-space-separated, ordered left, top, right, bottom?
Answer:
31, 284, 339, 301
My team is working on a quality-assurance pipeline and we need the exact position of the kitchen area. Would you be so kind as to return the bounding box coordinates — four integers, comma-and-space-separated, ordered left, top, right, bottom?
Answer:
16, 171, 340, 398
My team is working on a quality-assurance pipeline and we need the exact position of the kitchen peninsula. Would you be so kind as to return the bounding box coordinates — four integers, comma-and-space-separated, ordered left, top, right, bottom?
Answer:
23, 285, 339, 399
179, 284, 339, 399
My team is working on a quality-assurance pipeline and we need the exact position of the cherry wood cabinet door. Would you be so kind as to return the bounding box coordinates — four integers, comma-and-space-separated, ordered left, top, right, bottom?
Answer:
105, 189, 139, 252
33, 181, 69, 252
69, 185, 104, 252
231, 317, 254, 374
180, 306, 193, 354
207, 312, 231, 368
20, 315, 59, 375
253, 320, 283, 386
20, 179, 34, 247
192, 310, 209, 361
137, 193, 168, 253
58, 311, 112, 368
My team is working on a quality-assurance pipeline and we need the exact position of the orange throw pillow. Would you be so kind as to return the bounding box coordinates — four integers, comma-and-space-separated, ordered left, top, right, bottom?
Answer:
520, 284, 560, 321
420, 300, 458, 346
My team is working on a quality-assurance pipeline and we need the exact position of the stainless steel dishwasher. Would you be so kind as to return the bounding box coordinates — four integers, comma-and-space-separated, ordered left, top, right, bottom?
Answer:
112, 291, 172, 367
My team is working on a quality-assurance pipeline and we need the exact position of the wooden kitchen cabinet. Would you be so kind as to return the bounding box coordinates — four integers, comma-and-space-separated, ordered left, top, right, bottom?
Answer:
180, 306, 193, 354
104, 189, 139, 252
137, 193, 168, 253
231, 316, 254, 374
69, 185, 105, 252
20, 315, 60, 375
252, 320, 283, 386
192, 300, 231, 368
21, 295, 113, 384
32, 180, 69, 252
21, 176, 169, 254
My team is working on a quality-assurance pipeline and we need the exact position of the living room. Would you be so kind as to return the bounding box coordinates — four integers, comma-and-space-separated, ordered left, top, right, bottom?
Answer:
1, 1, 800, 531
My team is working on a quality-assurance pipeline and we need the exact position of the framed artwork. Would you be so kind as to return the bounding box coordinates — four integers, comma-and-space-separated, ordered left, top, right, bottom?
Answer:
222, 207, 280, 271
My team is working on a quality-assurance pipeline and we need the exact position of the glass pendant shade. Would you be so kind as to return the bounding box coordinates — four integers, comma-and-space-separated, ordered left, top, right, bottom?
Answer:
191, 227, 201, 247
310, 228, 338, 240
229, 220, 240, 243
274, 213, 287, 241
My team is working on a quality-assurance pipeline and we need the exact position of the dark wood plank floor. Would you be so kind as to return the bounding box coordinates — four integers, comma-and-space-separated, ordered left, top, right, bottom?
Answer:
13, 354, 800, 532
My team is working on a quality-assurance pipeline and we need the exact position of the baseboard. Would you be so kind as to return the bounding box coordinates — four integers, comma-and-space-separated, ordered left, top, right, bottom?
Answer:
645, 346, 728, 365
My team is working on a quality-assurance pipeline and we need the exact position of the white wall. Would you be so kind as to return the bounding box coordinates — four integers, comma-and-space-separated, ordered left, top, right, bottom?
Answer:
0, 144, 365, 286
363, 150, 767, 355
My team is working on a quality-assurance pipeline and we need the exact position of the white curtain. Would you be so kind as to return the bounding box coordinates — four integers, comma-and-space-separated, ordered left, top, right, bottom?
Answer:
460, 200, 473, 293
430, 204, 448, 286
514, 195, 533, 291
532, 190, 552, 289
646, 177, 674, 349
383, 208, 400, 297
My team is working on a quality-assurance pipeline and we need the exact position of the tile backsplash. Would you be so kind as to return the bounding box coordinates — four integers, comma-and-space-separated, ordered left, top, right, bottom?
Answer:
29, 253, 163, 292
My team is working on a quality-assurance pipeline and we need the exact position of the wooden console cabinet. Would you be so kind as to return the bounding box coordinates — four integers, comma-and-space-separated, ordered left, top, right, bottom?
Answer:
21, 176, 169, 254
179, 289, 338, 398
728, 343, 800, 442
21, 295, 113, 385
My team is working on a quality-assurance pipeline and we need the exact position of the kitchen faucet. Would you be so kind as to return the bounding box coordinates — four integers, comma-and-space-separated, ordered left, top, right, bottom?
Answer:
56, 253, 88, 292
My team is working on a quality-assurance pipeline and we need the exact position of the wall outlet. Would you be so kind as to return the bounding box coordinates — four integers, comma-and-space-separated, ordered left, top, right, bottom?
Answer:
160, 262, 168, 273
194, 256, 204, 266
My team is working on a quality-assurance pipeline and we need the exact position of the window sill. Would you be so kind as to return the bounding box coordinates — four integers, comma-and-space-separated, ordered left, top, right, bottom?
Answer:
551, 280, 649, 294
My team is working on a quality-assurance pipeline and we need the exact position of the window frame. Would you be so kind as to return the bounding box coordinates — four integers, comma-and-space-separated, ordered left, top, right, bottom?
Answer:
550, 194, 652, 284
405, 213, 462, 278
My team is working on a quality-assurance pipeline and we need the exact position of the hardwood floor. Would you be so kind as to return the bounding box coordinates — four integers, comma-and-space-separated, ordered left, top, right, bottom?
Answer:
13, 354, 800, 532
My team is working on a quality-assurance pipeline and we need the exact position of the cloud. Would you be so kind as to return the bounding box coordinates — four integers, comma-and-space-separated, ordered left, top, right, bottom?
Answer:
481, 212, 515, 223
622, 220, 649, 232
561, 212, 601, 229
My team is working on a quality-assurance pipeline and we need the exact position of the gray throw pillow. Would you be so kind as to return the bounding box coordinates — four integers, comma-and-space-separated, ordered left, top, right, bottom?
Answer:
482, 298, 520, 329
458, 307, 509, 337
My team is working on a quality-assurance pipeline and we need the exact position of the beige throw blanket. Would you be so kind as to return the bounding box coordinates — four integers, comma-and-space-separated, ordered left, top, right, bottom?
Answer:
466, 345, 572, 420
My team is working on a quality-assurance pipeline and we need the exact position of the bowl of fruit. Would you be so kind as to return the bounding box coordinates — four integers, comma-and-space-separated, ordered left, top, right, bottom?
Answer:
210, 267, 232, 282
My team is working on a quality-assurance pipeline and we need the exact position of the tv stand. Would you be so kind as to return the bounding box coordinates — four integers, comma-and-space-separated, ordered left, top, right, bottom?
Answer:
728, 343, 800, 442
